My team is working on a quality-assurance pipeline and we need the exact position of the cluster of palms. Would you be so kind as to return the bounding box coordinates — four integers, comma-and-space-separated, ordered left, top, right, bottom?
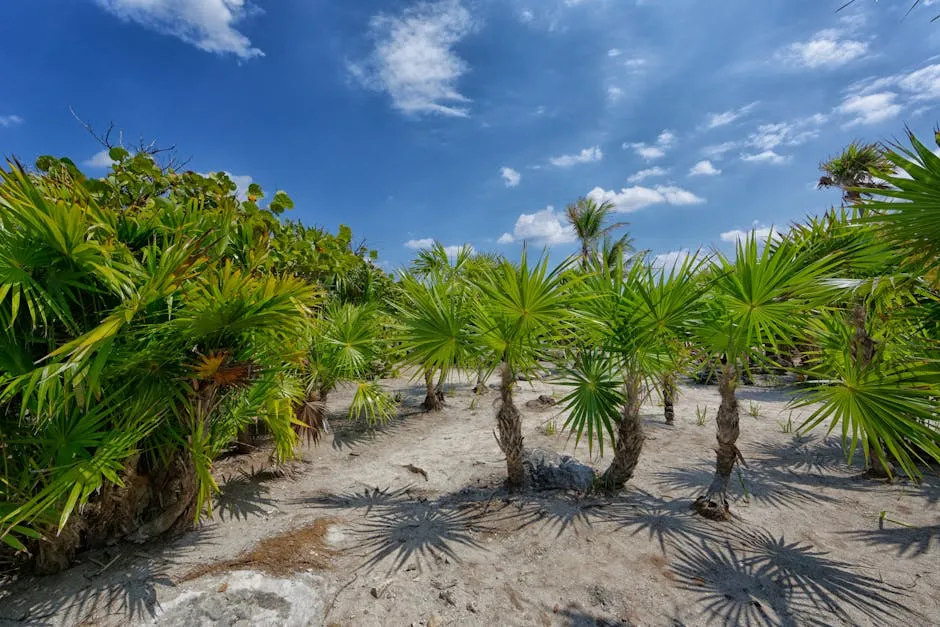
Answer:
0, 150, 393, 570
1, 129, 937, 572
393, 131, 940, 520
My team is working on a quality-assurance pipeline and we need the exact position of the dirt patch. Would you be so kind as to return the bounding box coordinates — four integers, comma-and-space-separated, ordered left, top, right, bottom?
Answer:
180, 518, 337, 582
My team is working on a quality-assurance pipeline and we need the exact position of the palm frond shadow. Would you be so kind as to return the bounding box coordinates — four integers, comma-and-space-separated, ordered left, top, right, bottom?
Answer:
0, 529, 216, 625
670, 527, 912, 627
213, 473, 278, 522
329, 414, 407, 451
656, 464, 841, 509
299, 486, 498, 574
843, 523, 940, 557
494, 490, 721, 551
749, 434, 864, 475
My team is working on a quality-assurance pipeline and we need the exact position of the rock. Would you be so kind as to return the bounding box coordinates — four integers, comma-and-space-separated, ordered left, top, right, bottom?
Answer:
523, 448, 595, 492
428, 615, 443, 627
466, 602, 478, 613
524, 395, 557, 410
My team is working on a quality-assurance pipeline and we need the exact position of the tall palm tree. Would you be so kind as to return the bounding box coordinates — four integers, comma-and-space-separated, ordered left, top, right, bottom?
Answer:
475, 249, 573, 488
559, 254, 709, 491
691, 234, 841, 520
565, 197, 631, 268
818, 141, 891, 205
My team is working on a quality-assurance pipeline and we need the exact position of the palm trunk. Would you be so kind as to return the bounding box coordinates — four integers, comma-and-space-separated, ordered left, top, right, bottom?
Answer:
599, 374, 644, 492
693, 363, 740, 521
495, 360, 526, 489
473, 369, 488, 395
435, 370, 446, 403
422, 369, 444, 411
662, 374, 676, 425
850, 303, 893, 478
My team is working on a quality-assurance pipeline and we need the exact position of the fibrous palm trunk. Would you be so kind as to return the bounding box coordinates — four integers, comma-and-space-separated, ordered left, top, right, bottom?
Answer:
495, 360, 526, 489
599, 374, 644, 492
693, 363, 740, 521
422, 369, 444, 411
662, 374, 677, 425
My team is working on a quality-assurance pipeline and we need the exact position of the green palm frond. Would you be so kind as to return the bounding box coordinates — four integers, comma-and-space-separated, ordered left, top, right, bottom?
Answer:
557, 350, 624, 456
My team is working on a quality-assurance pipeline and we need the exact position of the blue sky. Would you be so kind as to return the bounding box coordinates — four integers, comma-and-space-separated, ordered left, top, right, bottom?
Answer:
1, 0, 938, 269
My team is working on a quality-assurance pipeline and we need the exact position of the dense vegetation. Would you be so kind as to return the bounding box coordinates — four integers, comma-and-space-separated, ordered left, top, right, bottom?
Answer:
1, 128, 937, 571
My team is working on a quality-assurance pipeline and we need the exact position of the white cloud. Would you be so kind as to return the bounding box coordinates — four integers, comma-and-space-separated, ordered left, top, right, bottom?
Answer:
227, 173, 254, 200
500, 166, 521, 187
519, 9, 534, 22
0, 114, 23, 127
587, 184, 704, 213
704, 102, 757, 129
607, 48, 622, 57
499, 206, 576, 245
720, 224, 781, 244
351, 0, 475, 118
740, 150, 789, 165
83, 149, 114, 168
689, 160, 721, 176
405, 238, 436, 249
652, 249, 691, 270
627, 166, 668, 183
837, 92, 902, 126
898, 64, 940, 101
775, 29, 867, 69
550, 145, 603, 167
93, 0, 263, 59
607, 86, 624, 103
443, 244, 473, 257
625, 130, 675, 161
702, 141, 739, 159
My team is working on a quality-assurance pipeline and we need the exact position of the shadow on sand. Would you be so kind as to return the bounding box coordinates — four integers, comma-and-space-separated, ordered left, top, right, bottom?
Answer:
0, 529, 216, 625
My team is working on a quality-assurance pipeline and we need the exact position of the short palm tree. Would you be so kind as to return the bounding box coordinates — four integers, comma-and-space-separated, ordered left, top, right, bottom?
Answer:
559, 253, 708, 491
392, 271, 477, 411
475, 249, 573, 488
691, 233, 841, 520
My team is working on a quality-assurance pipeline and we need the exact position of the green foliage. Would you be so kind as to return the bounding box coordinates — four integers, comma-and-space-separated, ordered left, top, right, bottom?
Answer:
0, 150, 383, 562
695, 405, 709, 426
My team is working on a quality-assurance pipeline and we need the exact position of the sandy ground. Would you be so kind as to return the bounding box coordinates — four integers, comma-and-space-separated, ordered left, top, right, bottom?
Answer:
1, 373, 939, 626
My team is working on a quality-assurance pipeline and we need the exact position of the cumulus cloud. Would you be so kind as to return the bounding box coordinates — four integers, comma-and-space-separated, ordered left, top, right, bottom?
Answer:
704, 102, 757, 129
498, 206, 576, 245
405, 238, 436, 249
83, 149, 115, 168
607, 86, 624, 103
93, 0, 263, 59
689, 160, 721, 176
740, 150, 789, 165
350, 0, 476, 117
627, 166, 668, 183
550, 146, 603, 168
775, 28, 867, 69
587, 184, 704, 213
0, 114, 23, 127
501, 166, 521, 187
624, 130, 675, 161
720, 224, 781, 244
836, 92, 902, 126
652, 249, 691, 270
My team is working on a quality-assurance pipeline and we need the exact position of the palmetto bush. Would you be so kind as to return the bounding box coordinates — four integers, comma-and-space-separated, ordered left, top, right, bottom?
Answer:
0, 152, 346, 570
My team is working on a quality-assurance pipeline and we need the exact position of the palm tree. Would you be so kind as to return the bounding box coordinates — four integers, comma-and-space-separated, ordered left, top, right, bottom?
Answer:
475, 249, 573, 488
392, 271, 477, 412
559, 254, 709, 491
565, 197, 631, 268
691, 233, 841, 520
818, 141, 891, 205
